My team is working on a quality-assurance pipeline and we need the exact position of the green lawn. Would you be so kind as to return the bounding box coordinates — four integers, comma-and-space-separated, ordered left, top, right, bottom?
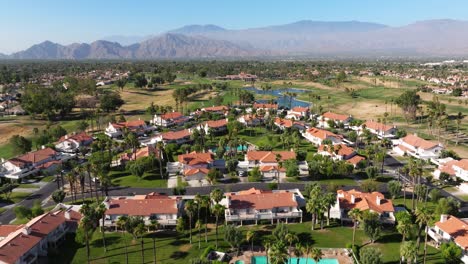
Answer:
109, 169, 168, 188
0, 208, 6, 214
52, 222, 442, 264
0, 142, 15, 160
313, 178, 358, 187
0, 192, 31, 204
41, 175, 56, 182
18, 183, 40, 189
392, 197, 437, 211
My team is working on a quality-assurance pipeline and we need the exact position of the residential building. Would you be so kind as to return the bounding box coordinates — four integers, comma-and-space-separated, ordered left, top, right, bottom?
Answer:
244, 150, 296, 170
102, 193, 180, 228
201, 106, 229, 115
318, 112, 352, 128
197, 119, 228, 134
317, 144, 366, 167
177, 152, 215, 180
216, 72, 258, 81
360, 120, 397, 139
434, 159, 468, 181
0, 148, 67, 179
237, 114, 263, 127
222, 188, 304, 225
393, 134, 443, 160
151, 129, 192, 145
152, 111, 190, 127
273, 118, 306, 131
427, 215, 468, 263
105, 119, 152, 138
119, 146, 161, 165
0, 204, 81, 264
285, 106, 310, 120
55, 132, 93, 153
330, 189, 395, 224
302, 127, 343, 146
252, 103, 278, 112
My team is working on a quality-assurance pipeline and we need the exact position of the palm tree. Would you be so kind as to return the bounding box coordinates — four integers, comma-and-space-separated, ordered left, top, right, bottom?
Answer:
84, 164, 94, 201
184, 200, 196, 244
396, 212, 413, 242
96, 203, 107, 252
156, 141, 165, 179
194, 194, 203, 249
269, 241, 288, 264
348, 208, 362, 247
116, 216, 129, 264
306, 185, 321, 230
400, 241, 418, 264
310, 248, 323, 263
293, 244, 304, 264
415, 206, 433, 263
135, 222, 147, 263
285, 232, 298, 260
212, 203, 225, 248
65, 172, 76, 203
201, 196, 210, 243
275, 154, 282, 190
210, 188, 223, 205
324, 192, 336, 226
79, 215, 94, 264
303, 243, 312, 264
246, 230, 255, 252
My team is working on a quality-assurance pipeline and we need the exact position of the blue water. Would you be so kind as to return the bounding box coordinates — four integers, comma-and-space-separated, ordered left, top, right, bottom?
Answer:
251, 256, 338, 264
244, 87, 311, 109
235, 261, 245, 264
211, 145, 247, 152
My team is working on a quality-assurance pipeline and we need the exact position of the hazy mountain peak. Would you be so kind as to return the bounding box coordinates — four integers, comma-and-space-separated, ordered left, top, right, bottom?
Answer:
169, 24, 226, 35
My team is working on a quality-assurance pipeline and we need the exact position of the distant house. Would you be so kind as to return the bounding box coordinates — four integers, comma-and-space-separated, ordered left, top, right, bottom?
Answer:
317, 143, 366, 167
151, 129, 192, 145
178, 152, 215, 180
119, 146, 161, 165
302, 127, 343, 146
55, 132, 93, 153
102, 194, 180, 228
201, 106, 229, 115
427, 215, 468, 263
252, 103, 278, 112
285, 107, 310, 120
393, 134, 443, 160
197, 119, 228, 134
5, 105, 25, 115
434, 159, 468, 181
216, 72, 258, 82
0, 204, 81, 264
105, 119, 152, 138
222, 188, 304, 225
237, 114, 263, 127
318, 112, 352, 128
329, 189, 395, 224
0, 147, 68, 179
152, 111, 190, 127
244, 151, 296, 178
360, 120, 397, 139
274, 118, 307, 131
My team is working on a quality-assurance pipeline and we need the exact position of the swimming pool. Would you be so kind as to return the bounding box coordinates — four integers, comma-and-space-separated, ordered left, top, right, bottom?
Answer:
251, 256, 339, 264
235, 261, 245, 264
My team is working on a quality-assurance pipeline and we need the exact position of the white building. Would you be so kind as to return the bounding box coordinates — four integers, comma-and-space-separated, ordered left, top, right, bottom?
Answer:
302, 127, 343, 146
393, 134, 443, 161
55, 132, 93, 153
105, 119, 152, 138
318, 112, 352, 128
434, 159, 468, 181
360, 120, 397, 139
152, 112, 190, 127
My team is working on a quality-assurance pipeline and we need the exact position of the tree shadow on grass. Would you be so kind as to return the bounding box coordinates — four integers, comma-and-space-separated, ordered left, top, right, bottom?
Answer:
91, 236, 122, 248
297, 232, 315, 245
170, 251, 189, 259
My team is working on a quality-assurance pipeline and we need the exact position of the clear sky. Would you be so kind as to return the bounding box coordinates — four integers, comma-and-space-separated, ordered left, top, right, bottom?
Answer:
1, 0, 468, 53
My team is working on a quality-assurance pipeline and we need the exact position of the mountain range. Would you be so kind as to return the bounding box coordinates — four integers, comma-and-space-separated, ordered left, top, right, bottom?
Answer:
4, 19, 468, 59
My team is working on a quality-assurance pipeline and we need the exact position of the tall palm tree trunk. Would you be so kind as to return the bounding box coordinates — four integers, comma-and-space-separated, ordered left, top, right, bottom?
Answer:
153, 237, 156, 264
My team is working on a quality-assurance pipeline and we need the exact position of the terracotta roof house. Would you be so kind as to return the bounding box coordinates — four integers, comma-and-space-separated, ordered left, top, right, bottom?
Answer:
273, 118, 307, 131
177, 152, 215, 180
201, 106, 229, 115
55, 132, 93, 153
197, 119, 228, 134
361, 120, 397, 139
245, 150, 296, 166
0, 147, 68, 179
434, 159, 468, 181
152, 111, 191, 127
222, 188, 304, 225
329, 189, 395, 223
252, 103, 278, 111
119, 146, 161, 165
319, 112, 352, 128
105, 119, 153, 138
151, 129, 192, 145
302, 127, 343, 146
286, 107, 310, 120
237, 114, 263, 127
393, 134, 443, 161
317, 143, 366, 167
103, 194, 179, 228
0, 204, 81, 264
427, 215, 468, 263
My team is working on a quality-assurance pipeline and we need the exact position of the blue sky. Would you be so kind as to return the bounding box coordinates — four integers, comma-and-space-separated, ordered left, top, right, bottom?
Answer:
0, 0, 467, 53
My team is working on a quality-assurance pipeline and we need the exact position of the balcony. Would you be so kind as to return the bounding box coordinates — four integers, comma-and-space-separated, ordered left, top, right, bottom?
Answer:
225, 210, 302, 222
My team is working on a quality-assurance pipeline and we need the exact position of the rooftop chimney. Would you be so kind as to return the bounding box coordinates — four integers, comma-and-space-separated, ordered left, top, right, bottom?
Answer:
22, 226, 31, 236
440, 214, 449, 223
351, 195, 355, 204
64, 211, 71, 220
376, 195, 381, 205
41, 145, 46, 149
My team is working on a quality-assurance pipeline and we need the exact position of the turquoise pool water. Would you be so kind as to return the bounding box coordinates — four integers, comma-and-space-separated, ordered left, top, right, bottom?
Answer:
235, 261, 245, 264
251, 256, 339, 264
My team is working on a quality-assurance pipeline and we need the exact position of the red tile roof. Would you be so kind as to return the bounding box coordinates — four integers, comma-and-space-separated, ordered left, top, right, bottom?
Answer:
184, 168, 210, 176
274, 117, 293, 128
318, 143, 355, 156
305, 128, 342, 140
160, 112, 183, 120
292, 107, 309, 112
120, 146, 160, 162
204, 119, 228, 128
322, 112, 350, 122
8, 148, 56, 168
435, 215, 468, 249
337, 189, 394, 214
178, 152, 213, 166
0, 225, 22, 237
401, 134, 439, 150
259, 165, 286, 172
246, 151, 296, 163
161, 129, 191, 140
203, 106, 229, 112
106, 197, 178, 216
454, 159, 468, 171
112, 120, 146, 129
364, 120, 394, 132
58, 132, 93, 144
346, 155, 366, 166
228, 192, 297, 210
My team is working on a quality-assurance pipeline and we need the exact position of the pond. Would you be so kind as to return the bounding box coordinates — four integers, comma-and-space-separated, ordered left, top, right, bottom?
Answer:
244, 87, 311, 109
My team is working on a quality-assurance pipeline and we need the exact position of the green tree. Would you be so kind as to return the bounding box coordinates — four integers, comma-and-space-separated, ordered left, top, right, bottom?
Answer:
10, 135, 32, 155
52, 190, 66, 204
360, 247, 383, 264
311, 248, 323, 263
211, 203, 225, 249
184, 200, 196, 244
348, 208, 362, 247
400, 241, 418, 264
388, 180, 402, 199
440, 242, 463, 264
395, 90, 421, 121
396, 211, 414, 242
362, 211, 381, 243
224, 224, 243, 256
100, 92, 124, 112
